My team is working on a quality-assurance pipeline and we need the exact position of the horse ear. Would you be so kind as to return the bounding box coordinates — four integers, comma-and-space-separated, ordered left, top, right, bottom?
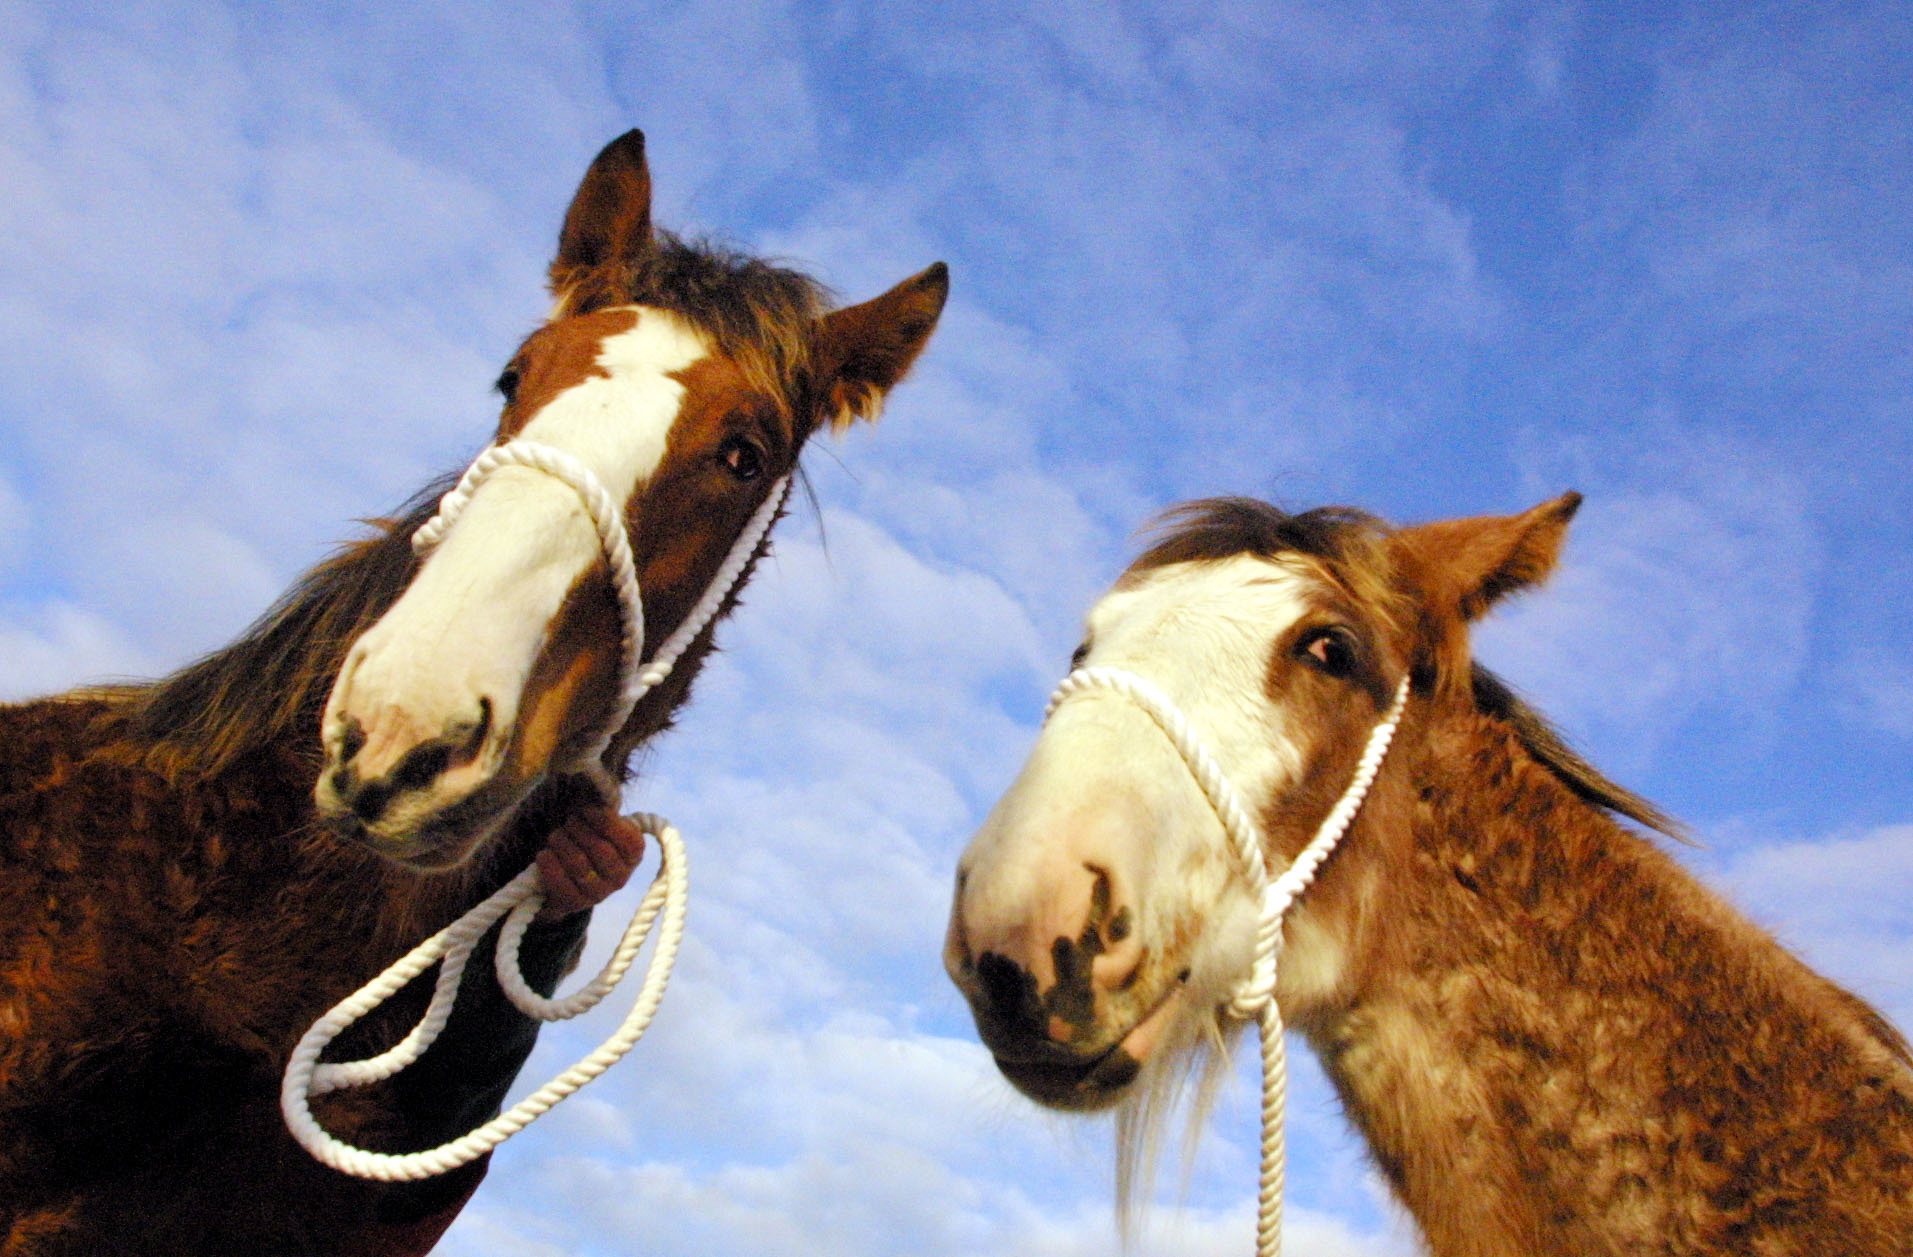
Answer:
549, 129, 653, 301
813, 262, 950, 430
1400, 492, 1582, 623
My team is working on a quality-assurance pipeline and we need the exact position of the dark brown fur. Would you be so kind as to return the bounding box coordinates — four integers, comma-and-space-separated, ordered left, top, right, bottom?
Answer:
0, 589, 575, 1255
0, 129, 947, 1255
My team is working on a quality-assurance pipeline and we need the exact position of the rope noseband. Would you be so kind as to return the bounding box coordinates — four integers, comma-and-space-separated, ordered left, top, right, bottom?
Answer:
1045, 665, 1410, 1257
283, 438, 789, 1181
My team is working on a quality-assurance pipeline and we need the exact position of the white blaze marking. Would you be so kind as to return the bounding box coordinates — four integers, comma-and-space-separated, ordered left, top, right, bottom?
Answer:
1073, 555, 1316, 828
512, 311, 710, 505
957, 556, 1330, 1026
320, 309, 709, 825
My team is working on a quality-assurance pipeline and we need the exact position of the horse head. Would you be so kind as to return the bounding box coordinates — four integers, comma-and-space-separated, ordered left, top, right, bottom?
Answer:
316, 130, 946, 869
944, 493, 1581, 1111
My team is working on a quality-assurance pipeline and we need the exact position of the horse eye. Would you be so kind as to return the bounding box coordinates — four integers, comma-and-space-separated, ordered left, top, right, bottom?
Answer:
1297, 626, 1359, 678
1069, 641, 1090, 669
718, 435, 765, 482
494, 368, 521, 405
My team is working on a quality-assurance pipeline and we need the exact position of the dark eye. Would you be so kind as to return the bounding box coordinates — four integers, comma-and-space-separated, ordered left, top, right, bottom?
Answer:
1069, 641, 1091, 669
1296, 625, 1359, 678
718, 435, 765, 482
494, 367, 521, 405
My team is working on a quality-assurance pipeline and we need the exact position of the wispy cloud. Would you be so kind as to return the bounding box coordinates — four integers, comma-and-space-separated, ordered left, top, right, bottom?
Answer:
1480, 427, 1819, 768
1834, 649, 1913, 740
1702, 822, 1913, 1029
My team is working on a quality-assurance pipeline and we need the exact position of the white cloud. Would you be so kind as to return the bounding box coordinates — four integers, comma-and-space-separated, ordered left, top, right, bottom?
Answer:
0, 467, 25, 581
1479, 431, 1818, 766
589, 0, 824, 220
1581, 30, 1912, 330
450, 1150, 1415, 1257
1518, 2, 1578, 97
1833, 648, 1913, 740
1703, 823, 1913, 1030
652, 504, 1060, 809
0, 10, 569, 690
0, 598, 158, 698
449, 1039, 1416, 1257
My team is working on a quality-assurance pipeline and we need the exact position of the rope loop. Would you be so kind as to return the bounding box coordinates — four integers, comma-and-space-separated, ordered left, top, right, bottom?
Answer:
1044, 667, 1409, 1257
284, 435, 790, 1179
281, 817, 687, 1181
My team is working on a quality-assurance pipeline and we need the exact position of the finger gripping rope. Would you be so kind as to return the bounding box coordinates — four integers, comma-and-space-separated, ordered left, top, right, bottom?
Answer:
282, 439, 790, 1178
1045, 667, 1409, 1257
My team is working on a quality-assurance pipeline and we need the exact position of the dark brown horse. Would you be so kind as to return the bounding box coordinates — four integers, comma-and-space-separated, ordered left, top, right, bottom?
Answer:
946, 494, 1913, 1255
0, 130, 947, 1256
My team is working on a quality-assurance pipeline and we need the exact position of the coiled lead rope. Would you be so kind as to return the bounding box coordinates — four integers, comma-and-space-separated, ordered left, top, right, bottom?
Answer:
1045, 666, 1410, 1256
283, 439, 788, 1180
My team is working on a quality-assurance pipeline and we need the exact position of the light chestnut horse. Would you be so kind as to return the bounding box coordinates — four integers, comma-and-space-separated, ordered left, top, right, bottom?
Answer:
946, 494, 1913, 1255
0, 130, 946, 1255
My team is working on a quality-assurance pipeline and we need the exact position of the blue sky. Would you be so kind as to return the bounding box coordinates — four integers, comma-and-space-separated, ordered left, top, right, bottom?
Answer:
2, 2, 1908, 1254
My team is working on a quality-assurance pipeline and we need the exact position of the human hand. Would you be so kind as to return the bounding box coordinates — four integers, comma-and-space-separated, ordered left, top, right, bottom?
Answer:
534, 806, 648, 922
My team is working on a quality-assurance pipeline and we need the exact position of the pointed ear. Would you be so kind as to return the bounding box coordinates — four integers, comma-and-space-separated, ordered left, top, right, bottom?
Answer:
813, 262, 949, 430
549, 129, 653, 301
1399, 492, 1582, 623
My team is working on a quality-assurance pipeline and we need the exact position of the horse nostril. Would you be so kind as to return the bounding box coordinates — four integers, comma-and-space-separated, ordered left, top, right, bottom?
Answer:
460, 697, 494, 759
975, 951, 1043, 1032
1085, 869, 1143, 994
390, 741, 453, 793
1084, 865, 1111, 936
337, 718, 367, 765
352, 777, 395, 823
1082, 864, 1135, 952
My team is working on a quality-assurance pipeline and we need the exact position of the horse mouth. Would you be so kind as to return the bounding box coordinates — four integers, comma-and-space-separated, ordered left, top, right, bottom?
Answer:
990, 981, 1185, 1111
317, 787, 516, 872
995, 1040, 1142, 1110
363, 834, 479, 871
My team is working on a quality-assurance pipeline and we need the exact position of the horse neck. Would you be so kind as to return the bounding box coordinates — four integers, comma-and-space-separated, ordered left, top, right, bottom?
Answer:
1303, 708, 1913, 1257
111, 493, 533, 931
130, 498, 433, 781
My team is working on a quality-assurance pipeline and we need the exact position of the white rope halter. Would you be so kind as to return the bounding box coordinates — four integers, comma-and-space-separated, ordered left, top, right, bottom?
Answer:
282, 438, 789, 1181
1045, 665, 1410, 1257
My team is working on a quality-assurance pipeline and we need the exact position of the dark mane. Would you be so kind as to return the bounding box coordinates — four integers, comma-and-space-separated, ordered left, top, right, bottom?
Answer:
114, 482, 449, 781
561, 232, 831, 416
1129, 497, 1682, 841
1469, 666, 1687, 842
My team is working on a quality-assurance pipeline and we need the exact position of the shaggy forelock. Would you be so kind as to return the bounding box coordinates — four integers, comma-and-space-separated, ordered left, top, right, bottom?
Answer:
1127, 497, 1414, 653
563, 232, 831, 422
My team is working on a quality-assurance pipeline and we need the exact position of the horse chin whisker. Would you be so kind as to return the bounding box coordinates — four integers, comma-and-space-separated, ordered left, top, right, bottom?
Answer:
1112, 1002, 1239, 1231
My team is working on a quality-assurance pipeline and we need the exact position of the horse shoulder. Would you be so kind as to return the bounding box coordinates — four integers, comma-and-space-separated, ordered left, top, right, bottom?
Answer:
1390, 711, 1913, 1247
0, 700, 320, 1118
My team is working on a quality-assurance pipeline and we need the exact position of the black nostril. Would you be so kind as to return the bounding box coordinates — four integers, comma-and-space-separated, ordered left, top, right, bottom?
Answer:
1085, 864, 1110, 934
1048, 935, 1095, 1026
1082, 864, 1135, 951
338, 718, 366, 764
975, 952, 1043, 1032
352, 778, 395, 823
329, 766, 357, 801
462, 697, 493, 758
390, 741, 452, 793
